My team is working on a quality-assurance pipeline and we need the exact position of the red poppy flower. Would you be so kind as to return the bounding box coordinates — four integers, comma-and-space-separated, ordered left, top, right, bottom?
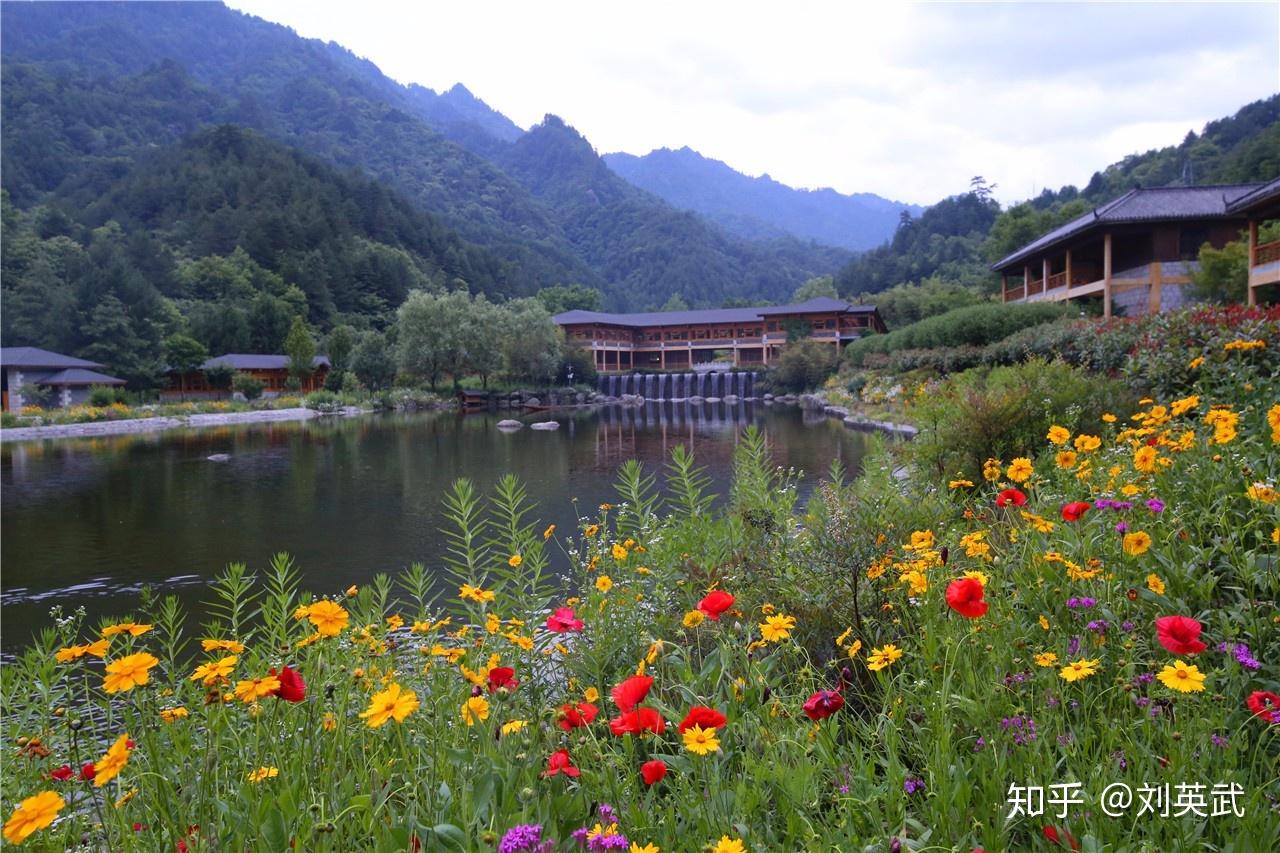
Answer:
132, 823, 148, 832
677, 705, 727, 733
640, 759, 668, 786
1154, 615, 1206, 655
696, 590, 735, 620
611, 674, 653, 711
80, 762, 96, 781
945, 577, 988, 618
487, 666, 519, 694
608, 707, 666, 736
543, 748, 580, 778
50, 764, 74, 781
270, 666, 306, 703
1042, 825, 1080, 850
1060, 501, 1091, 522
1247, 690, 1280, 724
802, 690, 845, 720
996, 489, 1027, 508
558, 702, 598, 731
546, 607, 584, 633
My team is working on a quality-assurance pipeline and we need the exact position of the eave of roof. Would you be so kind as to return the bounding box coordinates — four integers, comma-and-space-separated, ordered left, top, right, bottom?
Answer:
554, 298, 877, 328
38, 368, 126, 386
0, 347, 104, 370
1225, 176, 1280, 214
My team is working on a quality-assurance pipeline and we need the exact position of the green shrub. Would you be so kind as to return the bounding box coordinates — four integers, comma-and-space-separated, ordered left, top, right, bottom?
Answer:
303, 389, 341, 413
87, 384, 123, 407
845, 302, 1069, 366
231, 372, 264, 401
907, 359, 1136, 480
980, 316, 1142, 373
767, 339, 839, 393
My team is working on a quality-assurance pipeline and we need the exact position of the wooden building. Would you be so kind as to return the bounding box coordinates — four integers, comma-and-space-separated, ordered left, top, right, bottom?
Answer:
992, 184, 1262, 317
165, 353, 331, 398
1224, 177, 1280, 306
554, 297, 886, 373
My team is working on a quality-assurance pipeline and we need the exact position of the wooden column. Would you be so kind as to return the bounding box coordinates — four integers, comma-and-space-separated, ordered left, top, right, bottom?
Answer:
1042, 257, 1050, 296
1064, 250, 1073, 296
660, 346, 665, 371
1023, 263, 1031, 298
1103, 232, 1114, 319
1248, 220, 1259, 307
1001, 272, 1008, 303
1149, 261, 1163, 315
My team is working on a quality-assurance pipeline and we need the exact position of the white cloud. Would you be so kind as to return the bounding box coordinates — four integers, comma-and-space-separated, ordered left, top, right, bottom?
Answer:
226, 0, 1279, 206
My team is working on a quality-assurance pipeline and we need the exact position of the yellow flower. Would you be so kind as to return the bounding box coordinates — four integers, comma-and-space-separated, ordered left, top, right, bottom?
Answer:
646, 640, 664, 664
1223, 338, 1265, 351
360, 683, 419, 727
835, 626, 853, 647
982, 458, 1002, 482
1054, 450, 1077, 470
56, 638, 110, 663
631, 844, 660, 853
866, 644, 903, 672
682, 610, 706, 628
1146, 573, 1166, 595
306, 600, 349, 636
200, 638, 245, 653
1034, 652, 1058, 667
1187, 355, 1204, 369
906, 530, 934, 551
346, 585, 359, 596
501, 719, 528, 736
682, 724, 721, 755
596, 575, 614, 594
711, 837, 746, 853
900, 570, 928, 595
612, 543, 629, 561
1039, 615, 1051, 631
1246, 483, 1279, 504
759, 614, 797, 642
1157, 660, 1206, 693
1268, 404, 1280, 443
322, 712, 337, 732
461, 695, 491, 726
247, 766, 279, 783
1122, 531, 1152, 556
3, 790, 64, 845
1132, 446, 1157, 474
1006, 457, 1034, 483
584, 524, 600, 538
1170, 395, 1199, 417
962, 570, 989, 587
459, 584, 496, 604
159, 707, 189, 723
508, 554, 523, 568
103, 653, 160, 694
190, 655, 238, 686
101, 622, 152, 638
93, 734, 132, 787
1046, 425, 1071, 445
1073, 434, 1101, 453
234, 675, 282, 704
948, 478, 974, 488
544, 524, 556, 539
1058, 658, 1100, 682
1101, 412, 1117, 423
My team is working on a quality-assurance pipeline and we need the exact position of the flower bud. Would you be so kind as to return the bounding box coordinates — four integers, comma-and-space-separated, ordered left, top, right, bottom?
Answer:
69, 718, 83, 731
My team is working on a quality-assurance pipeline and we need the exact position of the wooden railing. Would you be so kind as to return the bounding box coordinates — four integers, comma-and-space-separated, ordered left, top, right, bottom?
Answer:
1046, 271, 1068, 290
1256, 239, 1280, 266
1004, 285, 1026, 302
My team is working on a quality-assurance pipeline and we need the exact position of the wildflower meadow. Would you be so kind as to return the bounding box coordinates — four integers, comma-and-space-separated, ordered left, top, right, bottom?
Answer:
2, 310, 1278, 851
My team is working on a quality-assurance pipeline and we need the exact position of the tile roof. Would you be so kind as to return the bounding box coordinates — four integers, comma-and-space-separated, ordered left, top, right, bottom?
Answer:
554, 297, 877, 328
37, 368, 126, 386
992, 184, 1262, 271
1226, 177, 1280, 214
0, 347, 104, 369
199, 354, 331, 370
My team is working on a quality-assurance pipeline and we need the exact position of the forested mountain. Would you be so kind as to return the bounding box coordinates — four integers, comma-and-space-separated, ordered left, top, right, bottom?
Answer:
836, 95, 1280, 299
604, 146, 923, 251
0, 0, 846, 318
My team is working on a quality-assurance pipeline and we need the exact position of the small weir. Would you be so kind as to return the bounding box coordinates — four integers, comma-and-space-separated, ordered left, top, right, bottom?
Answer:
595, 371, 761, 400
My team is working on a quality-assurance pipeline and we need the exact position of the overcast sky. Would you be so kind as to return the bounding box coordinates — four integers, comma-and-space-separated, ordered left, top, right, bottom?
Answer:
226, 0, 1278, 206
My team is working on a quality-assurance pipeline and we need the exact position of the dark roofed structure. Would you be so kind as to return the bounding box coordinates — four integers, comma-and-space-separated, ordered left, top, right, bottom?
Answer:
163, 353, 331, 399
1225, 177, 1280, 306
201, 354, 331, 371
1, 347, 127, 411
555, 298, 885, 372
38, 368, 126, 386
0, 347, 104, 370
991, 183, 1264, 318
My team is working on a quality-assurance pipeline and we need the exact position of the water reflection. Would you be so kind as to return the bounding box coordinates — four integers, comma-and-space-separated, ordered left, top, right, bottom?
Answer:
1, 403, 869, 649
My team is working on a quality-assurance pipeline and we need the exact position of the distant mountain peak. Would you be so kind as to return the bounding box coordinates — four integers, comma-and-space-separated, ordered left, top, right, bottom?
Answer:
604, 146, 924, 251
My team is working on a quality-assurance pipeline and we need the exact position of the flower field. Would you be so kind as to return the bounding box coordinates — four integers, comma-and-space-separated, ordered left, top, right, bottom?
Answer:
2, 312, 1278, 851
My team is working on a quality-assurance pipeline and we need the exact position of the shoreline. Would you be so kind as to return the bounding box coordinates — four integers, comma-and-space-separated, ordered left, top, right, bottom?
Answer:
0, 406, 369, 443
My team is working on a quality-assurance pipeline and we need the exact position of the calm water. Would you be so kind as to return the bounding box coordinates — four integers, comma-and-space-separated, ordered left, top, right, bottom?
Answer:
1, 403, 869, 650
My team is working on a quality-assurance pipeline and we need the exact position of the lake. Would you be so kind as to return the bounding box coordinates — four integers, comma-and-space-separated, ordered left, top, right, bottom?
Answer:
0, 402, 870, 651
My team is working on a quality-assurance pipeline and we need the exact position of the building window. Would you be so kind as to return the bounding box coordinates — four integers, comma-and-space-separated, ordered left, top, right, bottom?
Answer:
1179, 227, 1210, 260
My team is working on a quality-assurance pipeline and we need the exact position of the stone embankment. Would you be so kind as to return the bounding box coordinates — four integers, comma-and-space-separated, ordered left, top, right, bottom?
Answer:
0, 407, 368, 443
797, 393, 918, 438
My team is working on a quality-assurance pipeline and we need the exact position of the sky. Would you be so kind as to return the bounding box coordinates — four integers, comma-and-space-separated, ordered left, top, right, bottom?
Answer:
225, 0, 1279, 206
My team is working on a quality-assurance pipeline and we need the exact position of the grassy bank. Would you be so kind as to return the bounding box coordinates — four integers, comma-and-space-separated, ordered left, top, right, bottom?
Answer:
2, 311, 1277, 851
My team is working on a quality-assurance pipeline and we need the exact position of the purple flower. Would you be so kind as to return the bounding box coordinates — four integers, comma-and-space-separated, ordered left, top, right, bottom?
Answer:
1095, 499, 1116, 509
974, 735, 987, 752
588, 834, 630, 852
1086, 619, 1108, 634
903, 777, 925, 795
1057, 733, 1073, 747
571, 828, 590, 847
596, 805, 617, 825
1146, 499, 1165, 513
1121, 620, 1135, 633
1068, 636, 1081, 656
1115, 521, 1129, 533
1067, 597, 1097, 610
1218, 642, 1262, 671
1111, 750, 1128, 770
1114, 501, 1133, 511
1211, 734, 1229, 749
500, 825, 545, 853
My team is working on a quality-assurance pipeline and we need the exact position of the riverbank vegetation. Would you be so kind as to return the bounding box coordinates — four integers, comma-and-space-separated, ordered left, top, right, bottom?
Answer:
3, 307, 1276, 850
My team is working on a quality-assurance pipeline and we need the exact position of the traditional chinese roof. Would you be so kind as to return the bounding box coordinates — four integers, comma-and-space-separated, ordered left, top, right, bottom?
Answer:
992, 184, 1263, 271
37, 368, 126, 386
198, 354, 331, 370
1225, 176, 1280, 216
554, 297, 878, 328
0, 347, 104, 370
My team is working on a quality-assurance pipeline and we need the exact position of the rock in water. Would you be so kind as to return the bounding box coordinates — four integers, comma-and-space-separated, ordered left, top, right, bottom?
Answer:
496, 419, 523, 430
530, 421, 560, 431
207, 453, 231, 462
